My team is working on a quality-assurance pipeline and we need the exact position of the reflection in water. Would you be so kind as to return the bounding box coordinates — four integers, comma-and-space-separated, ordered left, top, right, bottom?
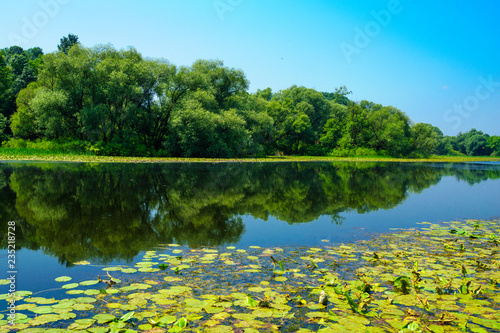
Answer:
0, 162, 499, 265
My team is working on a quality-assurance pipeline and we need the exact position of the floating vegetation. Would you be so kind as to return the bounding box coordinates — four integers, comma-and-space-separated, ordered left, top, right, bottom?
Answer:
1, 219, 500, 332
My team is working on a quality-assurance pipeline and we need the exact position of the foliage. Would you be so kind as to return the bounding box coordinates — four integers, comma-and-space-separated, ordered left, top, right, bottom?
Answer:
1, 40, 498, 158
0, 114, 8, 143
411, 122, 442, 156
0, 45, 43, 121
57, 33, 80, 54
487, 136, 500, 156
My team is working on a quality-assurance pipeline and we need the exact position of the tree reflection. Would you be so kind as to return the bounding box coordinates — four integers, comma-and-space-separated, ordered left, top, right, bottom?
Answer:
1, 162, 499, 264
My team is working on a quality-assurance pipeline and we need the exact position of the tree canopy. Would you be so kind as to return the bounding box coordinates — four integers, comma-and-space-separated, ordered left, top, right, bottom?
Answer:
1, 37, 498, 157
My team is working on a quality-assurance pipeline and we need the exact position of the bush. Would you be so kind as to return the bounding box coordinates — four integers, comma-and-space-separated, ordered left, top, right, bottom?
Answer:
88, 137, 153, 157
3, 138, 28, 148
2, 138, 89, 154
448, 149, 466, 156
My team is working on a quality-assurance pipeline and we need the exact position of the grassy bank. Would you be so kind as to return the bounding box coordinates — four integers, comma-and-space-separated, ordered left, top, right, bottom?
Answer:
1, 148, 500, 163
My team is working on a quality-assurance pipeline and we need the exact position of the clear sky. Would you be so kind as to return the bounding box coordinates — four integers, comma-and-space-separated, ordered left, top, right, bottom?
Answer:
1, 0, 499, 136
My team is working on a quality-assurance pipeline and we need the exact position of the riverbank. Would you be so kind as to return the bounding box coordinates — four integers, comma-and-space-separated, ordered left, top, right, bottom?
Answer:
1, 149, 500, 164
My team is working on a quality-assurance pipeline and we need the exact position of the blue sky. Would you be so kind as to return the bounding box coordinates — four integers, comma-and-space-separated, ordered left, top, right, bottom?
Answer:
1, 0, 499, 135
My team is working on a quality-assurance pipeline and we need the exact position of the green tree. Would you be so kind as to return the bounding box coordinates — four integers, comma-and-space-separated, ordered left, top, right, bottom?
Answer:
338, 101, 370, 150
10, 82, 40, 139
190, 59, 249, 111
166, 102, 249, 157
0, 53, 11, 116
411, 123, 441, 156
0, 114, 8, 142
366, 105, 412, 156
322, 85, 352, 106
465, 133, 491, 156
454, 129, 491, 156
30, 88, 71, 138
487, 136, 500, 156
57, 33, 79, 54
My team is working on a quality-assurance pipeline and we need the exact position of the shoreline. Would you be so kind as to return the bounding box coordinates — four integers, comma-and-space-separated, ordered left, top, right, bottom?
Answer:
1, 152, 500, 164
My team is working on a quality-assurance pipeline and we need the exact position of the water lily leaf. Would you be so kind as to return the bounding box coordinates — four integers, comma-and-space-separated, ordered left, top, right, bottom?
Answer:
246, 295, 258, 307
75, 296, 96, 303
120, 311, 135, 322
54, 276, 72, 282
29, 314, 61, 325
15, 303, 37, 310
305, 312, 330, 319
102, 266, 122, 271
158, 314, 177, 324
72, 303, 94, 311
51, 301, 74, 309
204, 325, 234, 333
80, 280, 99, 286
252, 308, 273, 318
68, 318, 95, 330
73, 260, 90, 265
84, 289, 101, 295
106, 302, 122, 309
61, 283, 79, 289
174, 317, 187, 328
93, 313, 116, 324
30, 306, 54, 314
15, 291, 33, 297
88, 328, 111, 333
25, 297, 58, 304
66, 289, 84, 295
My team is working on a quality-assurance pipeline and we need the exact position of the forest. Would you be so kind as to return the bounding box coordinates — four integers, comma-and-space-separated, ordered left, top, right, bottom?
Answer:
1, 34, 499, 158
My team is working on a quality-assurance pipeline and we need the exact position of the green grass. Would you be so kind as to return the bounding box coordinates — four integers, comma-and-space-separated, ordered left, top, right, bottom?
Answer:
1, 147, 500, 163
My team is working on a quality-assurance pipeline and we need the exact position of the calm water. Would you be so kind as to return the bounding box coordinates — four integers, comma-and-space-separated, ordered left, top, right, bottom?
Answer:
1, 161, 500, 294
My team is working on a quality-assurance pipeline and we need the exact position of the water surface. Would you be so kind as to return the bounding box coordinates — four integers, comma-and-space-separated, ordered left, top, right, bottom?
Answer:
1, 161, 499, 294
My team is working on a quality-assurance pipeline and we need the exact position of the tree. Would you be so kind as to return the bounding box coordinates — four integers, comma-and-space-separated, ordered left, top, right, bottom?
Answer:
465, 133, 491, 156
11, 82, 40, 139
453, 129, 491, 156
411, 123, 441, 156
0, 53, 11, 116
338, 101, 370, 150
166, 103, 249, 157
0, 46, 43, 122
190, 59, 249, 111
365, 105, 412, 156
0, 114, 8, 142
322, 85, 352, 106
30, 88, 71, 138
57, 33, 79, 54
487, 136, 500, 156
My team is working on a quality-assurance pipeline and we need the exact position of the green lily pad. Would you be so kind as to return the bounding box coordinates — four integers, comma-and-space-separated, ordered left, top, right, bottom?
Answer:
61, 283, 79, 289
54, 276, 72, 282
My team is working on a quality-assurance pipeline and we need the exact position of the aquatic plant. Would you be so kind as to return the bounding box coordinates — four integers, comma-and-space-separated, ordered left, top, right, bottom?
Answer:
1, 219, 499, 332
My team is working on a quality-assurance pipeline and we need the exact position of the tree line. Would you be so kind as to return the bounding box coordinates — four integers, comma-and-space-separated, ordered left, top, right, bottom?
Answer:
1, 34, 499, 158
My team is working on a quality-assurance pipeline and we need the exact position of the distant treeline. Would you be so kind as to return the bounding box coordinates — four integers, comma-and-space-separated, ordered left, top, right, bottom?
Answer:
1, 34, 499, 158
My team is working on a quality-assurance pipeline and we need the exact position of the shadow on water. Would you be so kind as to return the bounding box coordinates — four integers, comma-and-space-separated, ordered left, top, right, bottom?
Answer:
1, 161, 500, 265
